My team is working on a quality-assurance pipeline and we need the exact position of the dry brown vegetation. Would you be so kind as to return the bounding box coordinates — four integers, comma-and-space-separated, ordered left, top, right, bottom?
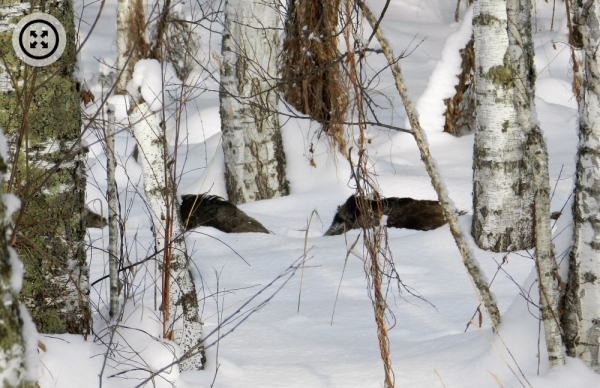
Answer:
280, 0, 349, 153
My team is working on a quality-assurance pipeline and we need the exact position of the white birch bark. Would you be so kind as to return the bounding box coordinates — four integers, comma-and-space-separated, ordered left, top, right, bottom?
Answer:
220, 0, 289, 204
471, 0, 534, 252
359, 1, 501, 328
130, 101, 205, 371
106, 108, 119, 318
563, 0, 600, 372
505, 0, 565, 367
116, 0, 133, 93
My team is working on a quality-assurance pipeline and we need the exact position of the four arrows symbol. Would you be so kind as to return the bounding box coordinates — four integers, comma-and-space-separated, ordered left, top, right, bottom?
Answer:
14, 13, 66, 66
29, 29, 51, 50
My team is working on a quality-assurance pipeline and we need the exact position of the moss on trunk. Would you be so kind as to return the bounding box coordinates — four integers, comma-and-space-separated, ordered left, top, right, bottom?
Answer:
0, 0, 88, 335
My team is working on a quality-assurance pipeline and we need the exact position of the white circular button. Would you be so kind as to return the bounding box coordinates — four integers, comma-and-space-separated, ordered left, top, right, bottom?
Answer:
12, 13, 67, 67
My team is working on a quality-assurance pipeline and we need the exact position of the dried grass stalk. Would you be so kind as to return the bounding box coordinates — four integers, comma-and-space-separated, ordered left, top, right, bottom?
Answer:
281, 0, 349, 152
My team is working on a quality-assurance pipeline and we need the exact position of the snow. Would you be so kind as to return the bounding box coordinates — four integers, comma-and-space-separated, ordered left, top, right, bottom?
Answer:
0, 127, 7, 160
2, 193, 20, 220
8, 247, 23, 294
0, 344, 22, 387
19, 305, 39, 381
28, 0, 600, 387
126, 59, 180, 111
416, 6, 473, 133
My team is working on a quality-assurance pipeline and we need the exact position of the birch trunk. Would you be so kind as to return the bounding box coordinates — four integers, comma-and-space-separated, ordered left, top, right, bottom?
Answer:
0, 146, 36, 387
562, 0, 600, 371
130, 100, 205, 371
220, 0, 289, 204
359, 1, 501, 328
506, 0, 565, 367
0, 0, 89, 335
106, 108, 120, 318
116, 0, 133, 93
116, 0, 148, 93
471, 0, 534, 252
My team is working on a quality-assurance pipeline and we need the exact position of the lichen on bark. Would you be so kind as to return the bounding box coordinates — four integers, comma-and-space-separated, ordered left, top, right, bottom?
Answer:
0, 0, 89, 335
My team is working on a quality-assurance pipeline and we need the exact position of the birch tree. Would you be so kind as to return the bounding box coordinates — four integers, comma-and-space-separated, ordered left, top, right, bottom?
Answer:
0, 1, 89, 334
471, 0, 534, 252
129, 67, 205, 370
0, 137, 36, 388
220, 0, 289, 204
106, 108, 119, 318
506, 0, 564, 366
116, 0, 149, 93
562, 0, 600, 371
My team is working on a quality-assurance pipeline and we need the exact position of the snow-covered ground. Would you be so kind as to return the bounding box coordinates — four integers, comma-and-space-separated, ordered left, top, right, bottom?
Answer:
33, 0, 600, 387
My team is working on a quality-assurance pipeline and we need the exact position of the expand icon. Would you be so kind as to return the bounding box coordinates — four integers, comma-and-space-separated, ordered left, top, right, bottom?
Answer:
12, 13, 67, 67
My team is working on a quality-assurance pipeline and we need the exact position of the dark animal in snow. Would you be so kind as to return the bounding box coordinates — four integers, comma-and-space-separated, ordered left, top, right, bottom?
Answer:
324, 195, 448, 236
83, 207, 108, 229
180, 194, 269, 234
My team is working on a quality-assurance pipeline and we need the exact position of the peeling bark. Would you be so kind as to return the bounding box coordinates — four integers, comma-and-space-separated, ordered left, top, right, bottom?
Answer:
220, 0, 289, 204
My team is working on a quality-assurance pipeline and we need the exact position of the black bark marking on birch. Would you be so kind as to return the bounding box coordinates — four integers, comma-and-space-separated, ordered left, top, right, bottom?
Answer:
563, 252, 583, 356
225, 168, 244, 204
251, 78, 264, 133
473, 13, 502, 26
272, 131, 290, 197
250, 139, 270, 200
236, 55, 248, 94
583, 321, 600, 367
582, 271, 598, 284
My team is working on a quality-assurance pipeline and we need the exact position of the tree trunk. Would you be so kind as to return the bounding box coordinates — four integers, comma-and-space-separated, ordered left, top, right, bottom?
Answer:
562, 0, 600, 372
130, 100, 205, 371
116, 0, 149, 93
0, 0, 89, 335
220, 0, 289, 204
506, 0, 565, 367
0, 145, 36, 387
471, 0, 534, 252
106, 108, 120, 318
